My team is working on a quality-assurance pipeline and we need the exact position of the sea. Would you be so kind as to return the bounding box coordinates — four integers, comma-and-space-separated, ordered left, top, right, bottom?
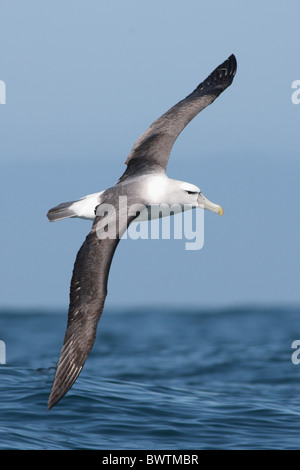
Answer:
0, 306, 300, 450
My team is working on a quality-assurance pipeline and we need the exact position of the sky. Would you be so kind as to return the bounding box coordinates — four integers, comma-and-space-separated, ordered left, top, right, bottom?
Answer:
0, 1, 299, 311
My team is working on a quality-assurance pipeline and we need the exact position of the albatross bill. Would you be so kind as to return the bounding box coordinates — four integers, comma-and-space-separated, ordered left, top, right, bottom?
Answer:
198, 192, 224, 216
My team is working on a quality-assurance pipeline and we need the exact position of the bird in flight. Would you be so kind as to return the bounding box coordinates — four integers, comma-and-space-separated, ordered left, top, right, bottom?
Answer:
47, 54, 237, 409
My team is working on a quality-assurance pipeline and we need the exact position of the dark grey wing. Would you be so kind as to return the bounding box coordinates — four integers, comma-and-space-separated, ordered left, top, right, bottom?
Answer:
47, 209, 135, 410
119, 54, 237, 182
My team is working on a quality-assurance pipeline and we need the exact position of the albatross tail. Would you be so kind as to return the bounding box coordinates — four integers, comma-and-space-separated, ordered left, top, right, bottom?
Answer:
47, 191, 104, 222
47, 200, 78, 222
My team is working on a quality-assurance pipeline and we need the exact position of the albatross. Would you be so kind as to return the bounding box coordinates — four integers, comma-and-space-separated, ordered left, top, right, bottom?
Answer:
47, 54, 237, 409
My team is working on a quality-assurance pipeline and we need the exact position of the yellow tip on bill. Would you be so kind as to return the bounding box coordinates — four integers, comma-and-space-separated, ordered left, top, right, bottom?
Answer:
218, 206, 224, 216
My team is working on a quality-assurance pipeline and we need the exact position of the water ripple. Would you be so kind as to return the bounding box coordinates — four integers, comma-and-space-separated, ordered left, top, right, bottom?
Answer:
0, 307, 300, 449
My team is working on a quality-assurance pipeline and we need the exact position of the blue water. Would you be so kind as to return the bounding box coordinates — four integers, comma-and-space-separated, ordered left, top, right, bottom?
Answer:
0, 306, 300, 449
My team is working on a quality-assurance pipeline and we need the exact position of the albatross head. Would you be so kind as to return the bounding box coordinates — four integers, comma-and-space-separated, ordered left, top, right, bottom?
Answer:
143, 175, 223, 215
174, 180, 224, 216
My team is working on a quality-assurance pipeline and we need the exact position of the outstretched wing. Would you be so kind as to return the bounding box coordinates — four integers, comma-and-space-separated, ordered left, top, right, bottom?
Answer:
119, 54, 237, 182
48, 208, 135, 409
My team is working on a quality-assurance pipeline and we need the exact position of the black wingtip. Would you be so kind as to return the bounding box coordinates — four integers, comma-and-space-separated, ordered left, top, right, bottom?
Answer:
227, 53, 237, 76
196, 53, 237, 95
47, 387, 62, 410
47, 368, 82, 410
47, 402, 54, 411
210, 53, 237, 83
47, 386, 68, 411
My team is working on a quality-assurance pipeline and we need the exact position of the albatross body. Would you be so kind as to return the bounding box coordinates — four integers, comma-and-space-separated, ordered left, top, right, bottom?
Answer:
47, 54, 237, 409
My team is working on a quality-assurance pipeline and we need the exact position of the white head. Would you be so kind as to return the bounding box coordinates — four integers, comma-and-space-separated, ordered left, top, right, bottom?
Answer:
168, 179, 224, 216
143, 174, 223, 215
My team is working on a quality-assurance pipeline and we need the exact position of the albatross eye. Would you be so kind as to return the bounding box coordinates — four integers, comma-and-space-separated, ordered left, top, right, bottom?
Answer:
186, 190, 197, 195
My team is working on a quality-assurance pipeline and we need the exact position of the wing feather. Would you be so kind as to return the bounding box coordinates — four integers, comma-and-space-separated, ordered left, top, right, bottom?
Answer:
48, 208, 135, 409
119, 54, 237, 181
